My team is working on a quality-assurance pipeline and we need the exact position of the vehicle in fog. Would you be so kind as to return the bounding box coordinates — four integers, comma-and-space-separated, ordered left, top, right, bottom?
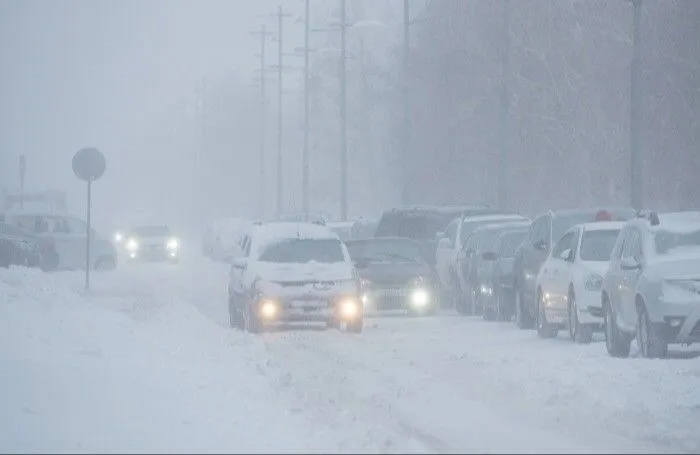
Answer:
0, 222, 58, 270
512, 208, 636, 330
435, 213, 528, 305
602, 211, 700, 358
374, 205, 506, 266
227, 222, 363, 333
346, 237, 438, 316
123, 225, 181, 264
535, 221, 625, 342
3, 211, 116, 270
480, 229, 530, 321
454, 220, 532, 315
201, 217, 253, 261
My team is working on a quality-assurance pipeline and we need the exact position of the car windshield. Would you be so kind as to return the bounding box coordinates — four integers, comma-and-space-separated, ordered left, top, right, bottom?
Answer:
375, 211, 457, 240
131, 226, 170, 237
498, 232, 528, 258
552, 214, 598, 242
460, 219, 523, 245
653, 228, 700, 256
346, 239, 425, 264
579, 229, 620, 261
258, 238, 345, 263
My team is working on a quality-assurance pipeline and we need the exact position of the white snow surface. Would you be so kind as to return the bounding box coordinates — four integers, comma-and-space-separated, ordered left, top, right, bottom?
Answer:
2, 252, 699, 453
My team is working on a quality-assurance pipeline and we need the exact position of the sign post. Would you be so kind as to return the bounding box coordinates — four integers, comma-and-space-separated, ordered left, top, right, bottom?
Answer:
72, 147, 106, 290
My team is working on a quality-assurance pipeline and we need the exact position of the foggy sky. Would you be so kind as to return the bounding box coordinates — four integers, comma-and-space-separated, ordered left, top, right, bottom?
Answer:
0, 0, 305, 234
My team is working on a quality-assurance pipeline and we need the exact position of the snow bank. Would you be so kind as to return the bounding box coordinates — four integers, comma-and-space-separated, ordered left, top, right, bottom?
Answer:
0, 266, 337, 452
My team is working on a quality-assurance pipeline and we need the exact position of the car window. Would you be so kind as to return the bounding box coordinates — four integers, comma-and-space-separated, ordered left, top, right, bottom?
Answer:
497, 231, 528, 258
531, 216, 548, 244
346, 239, 426, 264
653, 228, 700, 256
630, 230, 643, 261
552, 231, 575, 260
579, 229, 621, 262
621, 230, 637, 259
464, 234, 479, 253
258, 238, 345, 264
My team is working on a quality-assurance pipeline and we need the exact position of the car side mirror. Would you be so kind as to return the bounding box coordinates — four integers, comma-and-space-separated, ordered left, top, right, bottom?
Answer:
534, 239, 548, 251
566, 249, 575, 262
621, 256, 641, 271
437, 237, 452, 249
231, 257, 247, 270
482, 251, 497, 261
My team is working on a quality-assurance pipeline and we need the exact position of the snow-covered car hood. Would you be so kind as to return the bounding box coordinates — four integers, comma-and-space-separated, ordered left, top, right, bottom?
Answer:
355, 261, 433, 287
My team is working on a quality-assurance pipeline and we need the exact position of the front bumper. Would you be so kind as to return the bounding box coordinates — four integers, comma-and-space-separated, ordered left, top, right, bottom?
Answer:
362, 286, 436, 313
650, 296, 700, 344
253, 294, 363, 324
575, 289, 605, 325
126, 245, 180, 261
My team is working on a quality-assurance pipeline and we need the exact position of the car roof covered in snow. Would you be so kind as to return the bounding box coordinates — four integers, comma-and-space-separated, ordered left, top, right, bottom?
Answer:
252, 222, 339, 243
633, 211, 700, 234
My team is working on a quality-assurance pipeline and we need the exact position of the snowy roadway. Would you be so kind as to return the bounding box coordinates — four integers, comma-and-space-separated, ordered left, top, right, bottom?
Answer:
2, 253, 699, 453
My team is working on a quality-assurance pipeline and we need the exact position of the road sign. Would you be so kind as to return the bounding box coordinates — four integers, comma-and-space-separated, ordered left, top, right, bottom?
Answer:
72, 147, 106, 182
72, 147, 106, 290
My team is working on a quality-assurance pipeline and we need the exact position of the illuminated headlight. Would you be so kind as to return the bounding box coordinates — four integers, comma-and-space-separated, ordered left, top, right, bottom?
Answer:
259, 299, 278, 319
166, 238, 179, 250
114, 232, 123, 243
411, 288, 430, 306
339, 297, 361, 319
125, 238, 139, 251
480, 285, 493, 296
584, 274, 603, 291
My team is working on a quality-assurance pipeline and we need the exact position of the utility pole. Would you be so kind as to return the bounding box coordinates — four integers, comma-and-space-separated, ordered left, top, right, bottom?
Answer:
498, 0, 510, 210
272, 5, 292, 217
630, 0, 643, 210
250, 25, 272, 219
401, 0, 410, 207
340, 0, 348, 221
303, 0, 311, 222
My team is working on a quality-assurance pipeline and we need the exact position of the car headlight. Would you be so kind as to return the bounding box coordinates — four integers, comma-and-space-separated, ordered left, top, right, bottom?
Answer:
125, 238, 139, 251
114, 232, 123, 243
339, 297, 361, 319
411, 288, 430, 306
166, 238, 179, 250
584, 274, 603, 291
258, 298, 279, 319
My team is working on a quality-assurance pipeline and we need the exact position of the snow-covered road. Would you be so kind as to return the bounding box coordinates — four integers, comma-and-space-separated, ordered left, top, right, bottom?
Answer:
2, 254, 699, 453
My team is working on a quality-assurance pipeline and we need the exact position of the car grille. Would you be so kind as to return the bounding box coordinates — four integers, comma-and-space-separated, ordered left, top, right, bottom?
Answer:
366, 287, 409, 310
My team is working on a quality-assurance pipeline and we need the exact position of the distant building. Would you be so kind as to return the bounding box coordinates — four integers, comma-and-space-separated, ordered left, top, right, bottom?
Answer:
1, 188, 67, 213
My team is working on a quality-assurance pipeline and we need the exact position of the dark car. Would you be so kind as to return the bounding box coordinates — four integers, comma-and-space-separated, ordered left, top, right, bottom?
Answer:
455, 220, 531, 315
346, 237, 439, 316
480, 229, 529, 321
0, 222, 59, 271
512, 208, 636, 330
374, 205, 506, 266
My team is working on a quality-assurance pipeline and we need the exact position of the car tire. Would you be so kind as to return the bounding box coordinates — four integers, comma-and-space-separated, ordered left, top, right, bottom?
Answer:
244, 304, 263, 334
496, 288, 512, 322
536, 291, 558, 339
637, 304, 668, 359
346, 318, 363, 333
568, 292, 592, 344
453, 280, 470, 315
94, 255, 116, 271
515, 288, 534, 329
228, 297, 242, 329
604, 298, 631, 358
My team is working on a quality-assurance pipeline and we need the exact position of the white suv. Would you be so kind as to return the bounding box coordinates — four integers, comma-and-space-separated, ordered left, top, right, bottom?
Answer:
227, 222, 363, 333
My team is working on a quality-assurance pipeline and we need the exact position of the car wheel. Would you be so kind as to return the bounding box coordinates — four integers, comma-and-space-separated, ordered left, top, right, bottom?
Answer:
637, 304, 668, 359
345, 318, 363, 333
604, 298, 631, 358
94, 255, 116, 271
568, 292, 592, 344
228, 297, 242, 329
536, 291, 558, 339
244, 304, 263, 334
515, 288, 534, 329
496, 288, 512, 322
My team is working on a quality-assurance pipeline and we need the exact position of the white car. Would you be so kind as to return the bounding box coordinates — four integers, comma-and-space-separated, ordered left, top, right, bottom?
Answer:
202, 217, 253, 261
122, 225, 181, 263
227, 222, 363, 333
602, 211, 700, 358
535, 221, 625, 342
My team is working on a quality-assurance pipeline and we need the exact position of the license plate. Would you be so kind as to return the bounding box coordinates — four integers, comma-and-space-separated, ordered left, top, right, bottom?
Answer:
290, 300, 326, 309
376, 288, 406, 298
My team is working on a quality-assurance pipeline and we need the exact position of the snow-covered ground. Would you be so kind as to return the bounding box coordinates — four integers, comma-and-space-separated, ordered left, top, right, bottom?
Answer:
1, 252, 699, 453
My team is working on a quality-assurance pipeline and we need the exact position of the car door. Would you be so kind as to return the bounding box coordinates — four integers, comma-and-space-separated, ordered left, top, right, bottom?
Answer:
618, 228, 644, 329
605, 227, 628, 318
458, 233, 479, 291
230, 234, 251, 299
435, 218, 459, 289
550, 229, 578, 312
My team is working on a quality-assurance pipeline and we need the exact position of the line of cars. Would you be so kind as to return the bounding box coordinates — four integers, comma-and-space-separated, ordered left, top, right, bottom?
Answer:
219, 205, 700, 358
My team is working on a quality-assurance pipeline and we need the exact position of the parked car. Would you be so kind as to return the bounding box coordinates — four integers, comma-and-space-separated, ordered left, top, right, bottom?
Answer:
227, 222, 363, 333
202, 217, 253, 261
535, 221, 624, 342
0, 222, 60, 271
346, 237, 438, 316
3, 211, 117, 270
480, 229, 530, 321
512, 208, 636, 330
454, 220, 531, 315
374, 205, 505, 267
327, 221, 356, 242
435, 213, 527, 307
602, 211, 700, 358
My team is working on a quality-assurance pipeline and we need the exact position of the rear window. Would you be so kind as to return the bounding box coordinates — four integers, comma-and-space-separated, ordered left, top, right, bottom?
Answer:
258, 238, 345, 263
